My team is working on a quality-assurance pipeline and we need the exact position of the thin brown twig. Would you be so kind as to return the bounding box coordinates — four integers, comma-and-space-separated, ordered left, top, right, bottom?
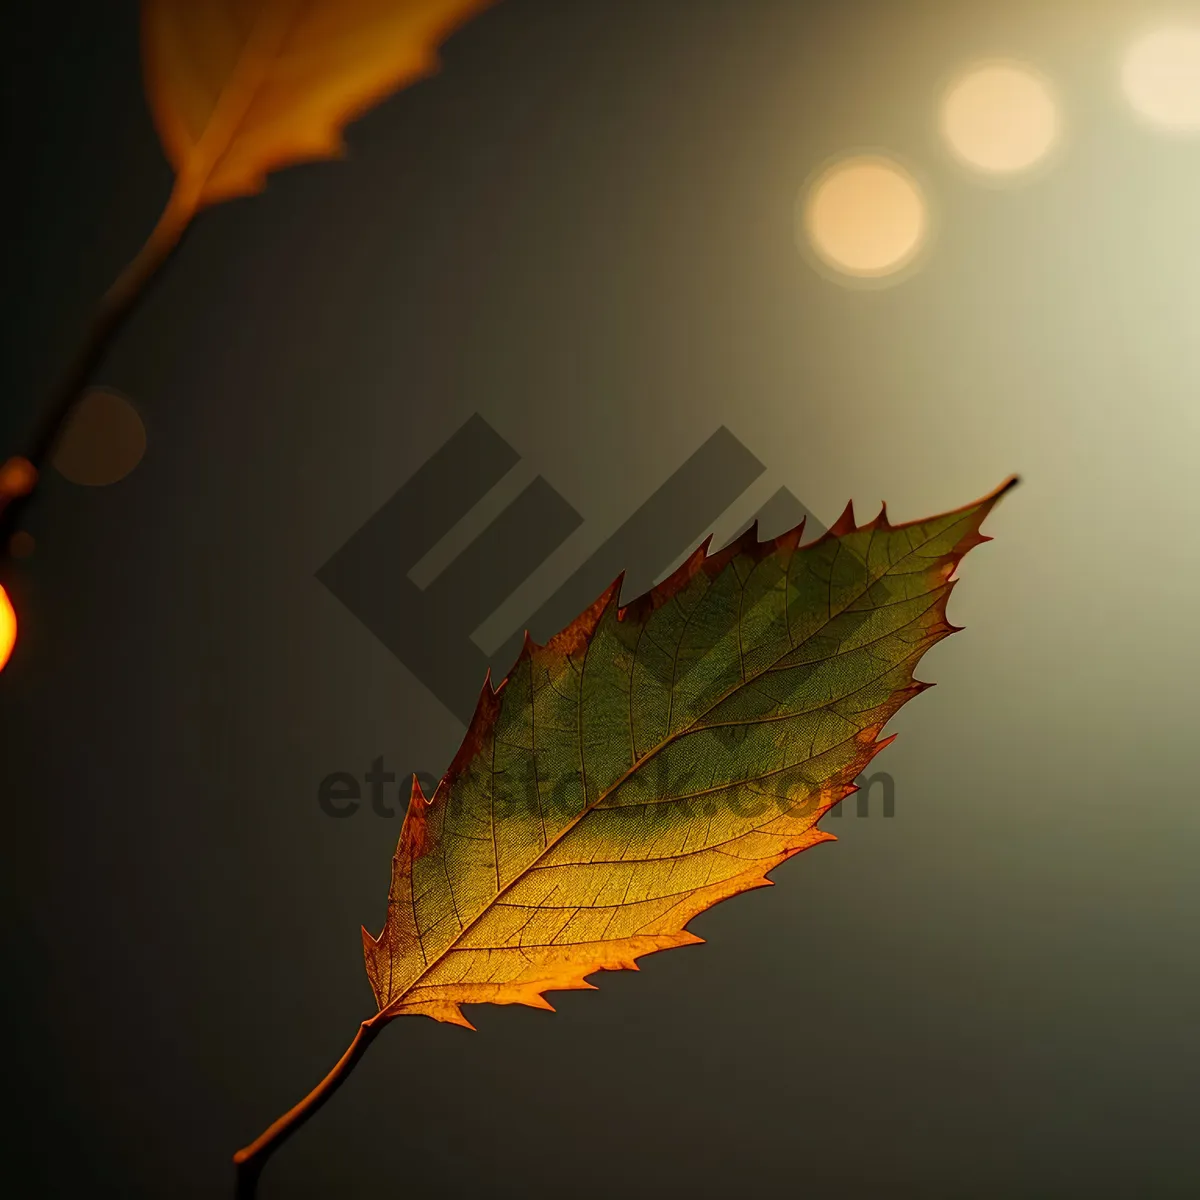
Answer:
0, 186, 196, 556
233, 1016, 385, 1199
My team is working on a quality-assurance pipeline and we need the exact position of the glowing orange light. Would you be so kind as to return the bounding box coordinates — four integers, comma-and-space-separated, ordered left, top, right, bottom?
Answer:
0, 584, 15, 673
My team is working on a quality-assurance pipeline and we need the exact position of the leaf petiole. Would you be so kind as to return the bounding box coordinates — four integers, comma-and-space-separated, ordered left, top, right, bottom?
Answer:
233, 1014, 385, 1199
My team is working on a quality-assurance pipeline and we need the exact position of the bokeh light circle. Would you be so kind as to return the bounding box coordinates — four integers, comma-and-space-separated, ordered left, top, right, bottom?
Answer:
53, 388, 147, 486
0, 457, 37, 498
800, 154, 930, 283
939, 60, 1061, 175
1122, 25, 1200, 132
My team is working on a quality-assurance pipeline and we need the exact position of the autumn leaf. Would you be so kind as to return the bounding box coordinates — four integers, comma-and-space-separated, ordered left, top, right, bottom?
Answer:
361, 477, 1017, 1028
142, 0, 500, 213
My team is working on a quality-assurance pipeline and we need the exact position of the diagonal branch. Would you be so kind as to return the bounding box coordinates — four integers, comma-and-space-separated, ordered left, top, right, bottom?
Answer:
0, 186, 196, 556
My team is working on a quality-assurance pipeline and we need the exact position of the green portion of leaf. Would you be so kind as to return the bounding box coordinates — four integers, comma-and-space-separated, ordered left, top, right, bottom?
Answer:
363, 479, 1016, 1027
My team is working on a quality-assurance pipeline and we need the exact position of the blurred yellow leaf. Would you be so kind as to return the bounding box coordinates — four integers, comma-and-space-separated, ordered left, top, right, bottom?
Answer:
142, 0, 499, 213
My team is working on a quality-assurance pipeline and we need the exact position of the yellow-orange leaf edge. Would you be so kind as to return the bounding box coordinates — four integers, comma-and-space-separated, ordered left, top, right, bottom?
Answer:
363, 475, 1018, 1031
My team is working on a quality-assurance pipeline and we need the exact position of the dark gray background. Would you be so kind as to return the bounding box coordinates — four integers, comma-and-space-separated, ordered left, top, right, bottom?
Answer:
2, 1, 1197, 1197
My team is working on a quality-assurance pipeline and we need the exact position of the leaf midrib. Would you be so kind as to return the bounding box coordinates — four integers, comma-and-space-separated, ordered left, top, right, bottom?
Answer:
180, 0, 303, 198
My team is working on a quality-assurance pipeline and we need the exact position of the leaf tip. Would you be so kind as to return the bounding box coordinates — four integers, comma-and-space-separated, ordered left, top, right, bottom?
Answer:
773, 516, 807, 555
829, 499, 857, 537
644, 540, 711, 612
609, 570, 627, 607
399, 784, 434, 857
546, 573, 624, 655
734, 518, 760, 552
